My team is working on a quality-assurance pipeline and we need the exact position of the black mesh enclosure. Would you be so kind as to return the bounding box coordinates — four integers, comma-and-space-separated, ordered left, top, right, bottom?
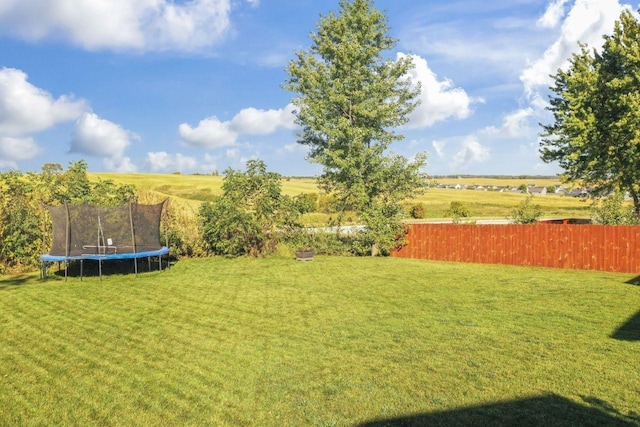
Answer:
45, 201, 167, 256
131, 202, 166, 253
46, 204, 70, 256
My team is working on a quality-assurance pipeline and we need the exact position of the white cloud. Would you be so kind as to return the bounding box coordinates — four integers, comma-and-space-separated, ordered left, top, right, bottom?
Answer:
179, 104, 296, 148
482, 108, 535, 139
0, 0, 243, 53
400, 53, 480, 129
0, 67, 86, 137
521, 0, 628, 97
145, 151, 173, 172
280, 142, 307, 153
103, 156, 138, 173
144, 151, 199, 173
200, 153, 219, 173
538, 0, 570, 29
451, 136, 490, 170
174, 153, 199, 171
0, 160, 18, 170
0, 136, 41, 160
70, 112, 137, 169
179, 116, 238, 148
230, 104, 296, 135
431, 140, 446, 158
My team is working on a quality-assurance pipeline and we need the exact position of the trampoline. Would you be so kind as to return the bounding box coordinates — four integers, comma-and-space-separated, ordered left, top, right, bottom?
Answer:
40, 200, 170, 280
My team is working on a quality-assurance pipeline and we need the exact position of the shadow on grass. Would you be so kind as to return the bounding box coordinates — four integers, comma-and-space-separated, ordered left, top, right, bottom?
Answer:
357, 394, 638, 427
625, 276, 640, 286
0, 275, 35, 290
43, 257, 172, 280
611, 310, 640, 342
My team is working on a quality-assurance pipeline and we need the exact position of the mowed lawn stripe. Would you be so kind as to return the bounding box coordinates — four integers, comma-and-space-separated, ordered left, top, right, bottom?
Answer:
1, 256, 638, 426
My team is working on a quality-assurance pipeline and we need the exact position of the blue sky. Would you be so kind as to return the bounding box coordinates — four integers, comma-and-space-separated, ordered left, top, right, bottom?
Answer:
0, 0, 632, 176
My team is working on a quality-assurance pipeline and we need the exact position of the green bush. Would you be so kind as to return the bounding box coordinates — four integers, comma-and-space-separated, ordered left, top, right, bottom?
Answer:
446, 201, 470, 223
317, 193, 339, 213
199, 197, 265, 257
0, 172, 42, 273
510, 195, 542, 224
409, 203, 426, 219
198, 160, 302, 257
591, 192, 639, 225
357, 201, 407, 256
293, 193, 318, 214
285, 229, 355, 256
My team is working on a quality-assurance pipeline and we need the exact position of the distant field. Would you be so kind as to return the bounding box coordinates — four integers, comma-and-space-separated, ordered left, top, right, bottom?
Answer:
90, 173, 591, 221
431, 176, 564, 187
410, 188, 590, 220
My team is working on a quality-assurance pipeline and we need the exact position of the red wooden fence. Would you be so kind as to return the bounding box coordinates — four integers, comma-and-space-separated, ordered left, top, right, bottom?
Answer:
391, 223, 640, 273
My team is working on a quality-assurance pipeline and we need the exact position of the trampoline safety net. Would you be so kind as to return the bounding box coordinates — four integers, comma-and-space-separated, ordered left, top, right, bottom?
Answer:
46, 200, 167, 257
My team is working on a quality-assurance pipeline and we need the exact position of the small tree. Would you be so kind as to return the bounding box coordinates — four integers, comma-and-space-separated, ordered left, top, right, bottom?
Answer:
198, 160, 300, 257
446, 201, 470, 223
284, 0, 427, 255
409, 203, 425, 219
591, 192, 639, 225
510, 195, 542, 224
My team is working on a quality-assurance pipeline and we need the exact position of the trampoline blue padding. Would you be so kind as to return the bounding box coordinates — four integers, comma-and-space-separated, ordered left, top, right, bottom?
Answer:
40, 247, 170, 263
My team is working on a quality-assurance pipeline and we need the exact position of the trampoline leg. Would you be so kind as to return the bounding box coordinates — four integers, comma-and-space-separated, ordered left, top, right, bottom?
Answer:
64, 260, 68, 282
99, 259, 102, 281
80, 260, 83, 282
148, 256, 151, 272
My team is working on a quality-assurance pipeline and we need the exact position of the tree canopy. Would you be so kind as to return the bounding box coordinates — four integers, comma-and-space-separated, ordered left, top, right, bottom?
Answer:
540, 9, 640, 212
284, 0, 427, 254
198, 160, 301, 257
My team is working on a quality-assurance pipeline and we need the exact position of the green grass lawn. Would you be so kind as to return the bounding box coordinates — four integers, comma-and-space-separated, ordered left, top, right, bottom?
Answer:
1, 257, 638, 426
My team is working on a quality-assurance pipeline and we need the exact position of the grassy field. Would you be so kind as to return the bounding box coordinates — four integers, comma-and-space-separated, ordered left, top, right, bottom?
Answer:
91, 173, 591, 221
409, 188, 591, 220
1, 256, 638, 426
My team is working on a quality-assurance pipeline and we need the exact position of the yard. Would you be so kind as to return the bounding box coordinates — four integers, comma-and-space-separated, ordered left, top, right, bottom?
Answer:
1, 256, 638, 426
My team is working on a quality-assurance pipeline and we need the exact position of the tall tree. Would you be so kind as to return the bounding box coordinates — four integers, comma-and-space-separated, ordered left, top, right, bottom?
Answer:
284, 0, 427, 255
540, 9, 640, 212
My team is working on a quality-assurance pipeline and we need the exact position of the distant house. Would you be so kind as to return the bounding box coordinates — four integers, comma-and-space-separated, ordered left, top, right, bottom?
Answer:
567, 188, 589, 198
528, 186, 547, 195
555, 185, 568, 194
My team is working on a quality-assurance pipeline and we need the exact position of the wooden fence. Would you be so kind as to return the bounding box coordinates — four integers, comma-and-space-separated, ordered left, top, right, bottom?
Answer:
391, 223, 640, 274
